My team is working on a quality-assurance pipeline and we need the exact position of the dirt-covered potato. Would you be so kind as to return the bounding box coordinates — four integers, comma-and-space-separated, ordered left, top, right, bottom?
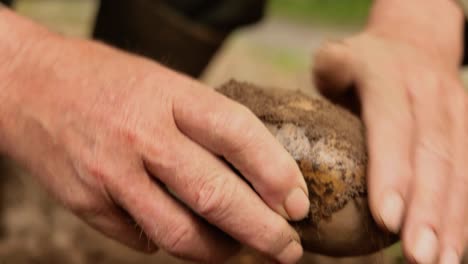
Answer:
217, 80, 397, 257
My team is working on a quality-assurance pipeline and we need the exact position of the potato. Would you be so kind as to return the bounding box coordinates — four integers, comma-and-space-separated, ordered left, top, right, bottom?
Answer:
217, 80, 397, 257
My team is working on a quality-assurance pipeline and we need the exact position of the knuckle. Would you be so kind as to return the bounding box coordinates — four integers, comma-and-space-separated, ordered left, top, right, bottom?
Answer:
194, 174, 235, 220
143, 139, 178, 173
264, 155, 300, 195
119, 126, 139, 146
87, 163, 109, 181
65, 195, 102, 218
207, 105, 231, 133
417, 137, 451, 166
144, 134, 169, 159
315, 41, 348, 62
415, 120, 451, 166
254, 221, 292, 255
160, 224, 194, 257
83, 157, 116, 184
210, 103, 255, 141
366, 105, 413, 136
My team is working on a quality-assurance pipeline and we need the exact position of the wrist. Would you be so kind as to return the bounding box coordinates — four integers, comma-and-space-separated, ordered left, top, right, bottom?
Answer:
0, 9, 66, 155
367, 0, 464, 68
0, 8, 65, 90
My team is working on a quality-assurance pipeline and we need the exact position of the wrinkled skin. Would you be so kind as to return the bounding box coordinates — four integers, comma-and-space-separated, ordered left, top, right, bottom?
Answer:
313, 1, 468, 263
0, 8, 312, 264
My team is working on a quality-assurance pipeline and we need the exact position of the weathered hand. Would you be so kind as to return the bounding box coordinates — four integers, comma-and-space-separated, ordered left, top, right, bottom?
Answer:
313, 11, 467, 264
0, 10, 310, 264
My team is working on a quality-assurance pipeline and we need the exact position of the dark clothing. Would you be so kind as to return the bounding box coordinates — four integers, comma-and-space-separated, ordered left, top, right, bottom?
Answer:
0, 0, 13, 5
3, 0, 468, 72
93, 0, 266, 76
163, 0, 266, 32
2, 0, 265, 77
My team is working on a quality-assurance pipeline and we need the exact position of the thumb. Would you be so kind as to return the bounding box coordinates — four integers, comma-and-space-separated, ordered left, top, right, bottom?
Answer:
313, 40, 361, 114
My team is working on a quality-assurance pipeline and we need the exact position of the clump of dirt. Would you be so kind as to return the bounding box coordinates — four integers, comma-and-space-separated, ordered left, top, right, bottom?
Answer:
217, 80, 396, 256
218, 80, 367, 222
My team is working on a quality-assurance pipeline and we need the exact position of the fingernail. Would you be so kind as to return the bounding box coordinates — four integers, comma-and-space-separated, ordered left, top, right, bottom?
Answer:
412, 227, 439, 264
379, 191, 404, 233
284, 188, 310, 221
277, 241, 303, 264
440, 248, 459, 264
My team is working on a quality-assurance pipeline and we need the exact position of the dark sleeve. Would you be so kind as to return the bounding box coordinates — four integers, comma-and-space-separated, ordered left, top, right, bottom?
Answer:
93, 0, 267, 77
164, 0, 267, 32
0, 0, 12, 6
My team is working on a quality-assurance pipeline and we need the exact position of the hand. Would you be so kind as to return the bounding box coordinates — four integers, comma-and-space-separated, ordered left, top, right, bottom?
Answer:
0, 11, 310, 264
312, 4, 468, 263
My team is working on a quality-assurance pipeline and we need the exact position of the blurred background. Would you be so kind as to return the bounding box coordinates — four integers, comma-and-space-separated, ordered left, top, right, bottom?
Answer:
0, 0, 465, 263
11, 0, 372, 92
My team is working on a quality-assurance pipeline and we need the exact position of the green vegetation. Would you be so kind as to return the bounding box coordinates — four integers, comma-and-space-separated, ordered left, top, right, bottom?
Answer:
268, 0, 372, 26
251, 45, 309, 72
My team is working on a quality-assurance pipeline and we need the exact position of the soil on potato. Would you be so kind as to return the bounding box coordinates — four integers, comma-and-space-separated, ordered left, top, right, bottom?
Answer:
217, 81, 367, 221
218, 81, 398, 257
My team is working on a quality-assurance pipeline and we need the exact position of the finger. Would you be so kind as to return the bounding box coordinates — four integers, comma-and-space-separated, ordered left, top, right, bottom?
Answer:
82, 206, 158, 253
144, 131, 304, 264
439, 88, 468, 264
313, 40, 355, 95
326, 44, 416, 236
45, 144, 157, 253
106, 165, 238, 263
403, 76, 452, 264
313, 40, 361, 113
359, 73, 413, 235
172, 83, 310, 221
